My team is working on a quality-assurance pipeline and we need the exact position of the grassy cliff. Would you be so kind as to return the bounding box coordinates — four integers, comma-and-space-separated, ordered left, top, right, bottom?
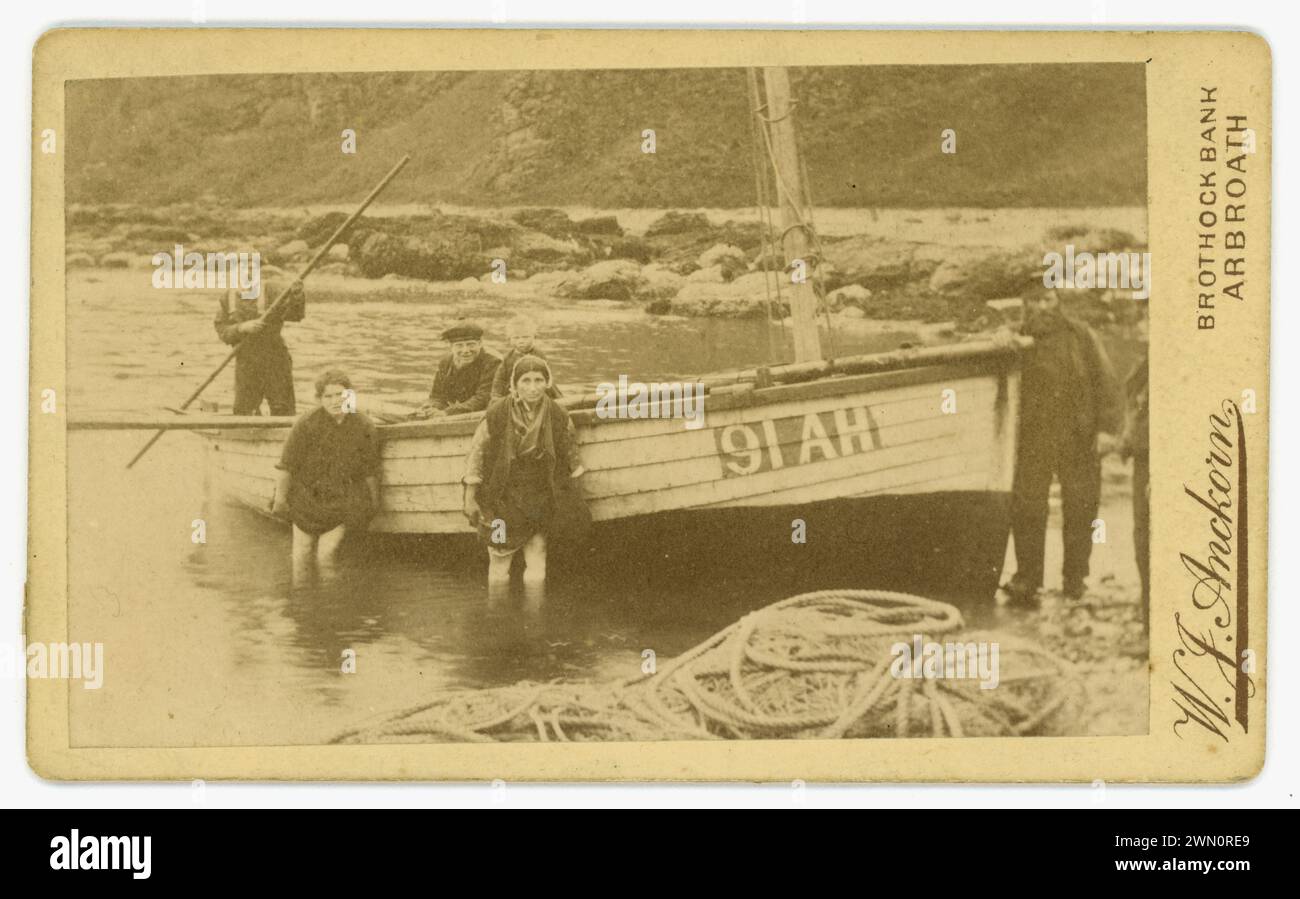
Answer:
66, 64, 1146, 209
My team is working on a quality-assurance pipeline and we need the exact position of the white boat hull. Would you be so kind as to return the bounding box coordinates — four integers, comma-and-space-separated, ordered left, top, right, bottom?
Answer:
204, 357, 1018, 530
199, 350, 1022, 598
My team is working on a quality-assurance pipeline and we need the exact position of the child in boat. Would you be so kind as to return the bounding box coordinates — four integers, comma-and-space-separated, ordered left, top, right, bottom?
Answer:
273, 368, 382, 577
462, 355, 585, 585
490, 315, 561, 400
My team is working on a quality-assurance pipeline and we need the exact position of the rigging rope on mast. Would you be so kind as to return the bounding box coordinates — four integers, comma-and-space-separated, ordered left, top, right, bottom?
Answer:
746, 68, 783, 365
795, 139, 840, 360
748, 75, 840, 361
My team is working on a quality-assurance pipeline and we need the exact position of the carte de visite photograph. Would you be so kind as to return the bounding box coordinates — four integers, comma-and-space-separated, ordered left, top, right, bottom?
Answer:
51, 57, 1153, 752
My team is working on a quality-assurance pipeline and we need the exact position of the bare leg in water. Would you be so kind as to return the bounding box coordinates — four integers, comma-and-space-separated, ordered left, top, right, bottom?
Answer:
486, 546, 513, 609
520, 533, 547, 614
292, 523, 347, 585
315, 524, 347, 581
291, 524, 316, 586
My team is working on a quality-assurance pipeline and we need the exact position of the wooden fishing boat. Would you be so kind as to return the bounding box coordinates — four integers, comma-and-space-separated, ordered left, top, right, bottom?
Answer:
192, 338, 1024, 598
202, 342, 1020, 530
92, 69, 1031, 600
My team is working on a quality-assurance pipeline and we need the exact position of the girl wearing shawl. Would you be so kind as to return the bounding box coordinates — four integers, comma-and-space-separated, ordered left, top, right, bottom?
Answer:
462, 355, 585, 584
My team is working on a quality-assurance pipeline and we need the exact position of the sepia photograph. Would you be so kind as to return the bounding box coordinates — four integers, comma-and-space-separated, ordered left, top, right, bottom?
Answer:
55, 58, 1153, 750
0, 0, 1285, 869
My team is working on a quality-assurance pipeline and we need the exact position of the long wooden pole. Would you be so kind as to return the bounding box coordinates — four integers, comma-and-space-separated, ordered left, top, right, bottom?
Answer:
761, 67, 822, 364
125, 155, 411, 468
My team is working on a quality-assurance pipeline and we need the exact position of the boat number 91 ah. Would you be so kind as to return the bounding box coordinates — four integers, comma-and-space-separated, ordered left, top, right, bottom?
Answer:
714, 407, 883, 478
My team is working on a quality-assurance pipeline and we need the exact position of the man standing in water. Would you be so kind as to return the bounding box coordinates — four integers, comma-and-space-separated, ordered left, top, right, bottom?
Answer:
416, 322, 501, 418
1002, 287, 1121, 605
214, 265, 306, 416
274, 369, 382, 582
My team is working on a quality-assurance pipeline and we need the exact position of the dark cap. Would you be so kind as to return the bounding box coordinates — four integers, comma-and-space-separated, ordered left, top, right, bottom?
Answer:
441, 322, 484, 342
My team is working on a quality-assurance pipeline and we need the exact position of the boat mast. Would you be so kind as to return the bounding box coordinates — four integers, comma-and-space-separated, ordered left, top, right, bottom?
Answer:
761, 67, 823, 364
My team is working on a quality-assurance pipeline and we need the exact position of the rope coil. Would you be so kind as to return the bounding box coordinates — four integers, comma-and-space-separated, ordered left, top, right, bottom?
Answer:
334, 590, 1083, 744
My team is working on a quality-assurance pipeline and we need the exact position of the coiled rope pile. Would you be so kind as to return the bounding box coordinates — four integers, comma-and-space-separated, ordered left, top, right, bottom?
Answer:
333, 590, 1083, 744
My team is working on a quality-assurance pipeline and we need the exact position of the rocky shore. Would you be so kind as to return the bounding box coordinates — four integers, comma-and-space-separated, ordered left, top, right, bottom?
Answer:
67, 204, 1147, 330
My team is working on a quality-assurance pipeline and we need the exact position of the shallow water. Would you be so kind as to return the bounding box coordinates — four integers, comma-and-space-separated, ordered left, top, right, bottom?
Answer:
68, 269, 927, 412
65, 268, 918, 747
64, 267, 1143, 746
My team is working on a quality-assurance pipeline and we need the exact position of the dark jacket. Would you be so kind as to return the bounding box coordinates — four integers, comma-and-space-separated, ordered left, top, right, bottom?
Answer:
1019, 312, 1122, 444
429, 350, 501, 416
214, 281, 306, 349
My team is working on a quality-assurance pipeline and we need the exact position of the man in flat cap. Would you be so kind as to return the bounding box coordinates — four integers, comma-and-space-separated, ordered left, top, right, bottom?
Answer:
415, 321, 501, 418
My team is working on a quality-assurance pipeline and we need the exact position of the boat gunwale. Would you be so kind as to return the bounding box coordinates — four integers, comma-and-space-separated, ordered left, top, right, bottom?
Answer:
194, 340, 1026, 443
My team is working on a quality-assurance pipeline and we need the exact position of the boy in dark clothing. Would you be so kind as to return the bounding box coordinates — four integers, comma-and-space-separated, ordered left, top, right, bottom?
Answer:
214, 269, 306, 416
